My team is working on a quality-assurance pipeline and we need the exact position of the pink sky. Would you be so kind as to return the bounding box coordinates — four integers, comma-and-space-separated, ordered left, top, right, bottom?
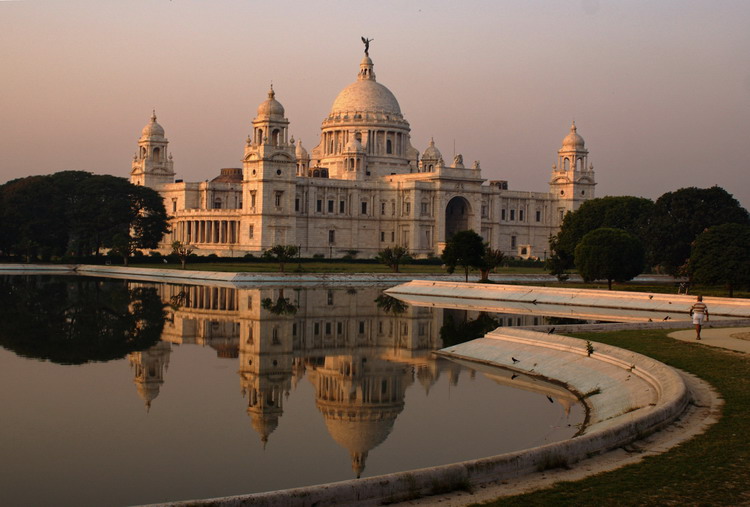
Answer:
1, 0, 749, 208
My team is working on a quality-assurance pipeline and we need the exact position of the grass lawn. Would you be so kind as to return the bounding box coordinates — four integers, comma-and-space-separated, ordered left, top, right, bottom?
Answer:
478, 329, 750, 506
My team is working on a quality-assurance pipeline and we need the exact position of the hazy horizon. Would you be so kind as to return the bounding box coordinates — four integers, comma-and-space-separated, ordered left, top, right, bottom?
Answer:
2, 0, 749, 208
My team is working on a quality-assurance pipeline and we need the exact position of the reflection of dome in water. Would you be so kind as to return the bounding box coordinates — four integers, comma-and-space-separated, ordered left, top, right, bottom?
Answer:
324, 417, 398, 478
128, 341, 171, 412
308, 355, 412, 477
250, 410, 280, 446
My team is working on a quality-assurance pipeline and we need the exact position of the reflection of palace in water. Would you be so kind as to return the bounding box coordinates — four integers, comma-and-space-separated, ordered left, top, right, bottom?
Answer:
127, 283, 562, 476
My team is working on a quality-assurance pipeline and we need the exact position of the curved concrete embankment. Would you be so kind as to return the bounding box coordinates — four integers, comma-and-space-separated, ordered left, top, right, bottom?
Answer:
385, 280, 750, 320
0, 264, 684, 288
146, 329, 690, 507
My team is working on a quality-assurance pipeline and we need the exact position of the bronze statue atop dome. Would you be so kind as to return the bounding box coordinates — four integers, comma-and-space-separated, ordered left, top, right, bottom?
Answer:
361, 36, 374, 56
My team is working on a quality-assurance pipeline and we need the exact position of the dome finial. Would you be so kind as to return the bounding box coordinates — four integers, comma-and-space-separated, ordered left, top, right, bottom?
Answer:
571, 120, 577, 132
268, 84, 275, 99
151, 109, 157, 122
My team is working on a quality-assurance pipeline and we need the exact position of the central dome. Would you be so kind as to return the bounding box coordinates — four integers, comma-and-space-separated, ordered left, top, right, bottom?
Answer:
329, 56, 402, 116
331, 80, 402, 116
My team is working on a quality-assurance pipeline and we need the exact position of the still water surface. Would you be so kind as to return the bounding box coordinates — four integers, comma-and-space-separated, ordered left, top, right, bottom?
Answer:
0, 276, 584, 507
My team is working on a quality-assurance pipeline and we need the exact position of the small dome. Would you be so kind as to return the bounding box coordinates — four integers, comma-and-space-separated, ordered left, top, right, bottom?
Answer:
343, 133, 365, 153
561, 121, 585, 150
295, 139, 309, 160
422, 138, 442, 160
257, 85, 285, 118
141, 111, 165, 139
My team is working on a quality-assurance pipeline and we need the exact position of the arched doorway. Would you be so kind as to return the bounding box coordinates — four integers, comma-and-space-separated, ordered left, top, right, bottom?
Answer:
445, 196, 471, 239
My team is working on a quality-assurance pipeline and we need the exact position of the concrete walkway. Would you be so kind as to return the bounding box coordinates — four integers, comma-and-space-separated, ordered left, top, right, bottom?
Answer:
669, 326, 750, 354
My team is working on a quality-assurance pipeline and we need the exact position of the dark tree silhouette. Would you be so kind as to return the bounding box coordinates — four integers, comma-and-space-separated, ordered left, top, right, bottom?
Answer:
574, 228, 645, 290
689, 223, 750, 297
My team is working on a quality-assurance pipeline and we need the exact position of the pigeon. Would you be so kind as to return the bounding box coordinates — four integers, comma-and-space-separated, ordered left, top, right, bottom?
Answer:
663, 316, 670, 321
649, 295, 653, 299
512, 357, 520, 364
548, 327, 555, 334
511, 374, 518, 380
546, 396, 554, 403
531, 299, 538, 305
648, 318, 653, 322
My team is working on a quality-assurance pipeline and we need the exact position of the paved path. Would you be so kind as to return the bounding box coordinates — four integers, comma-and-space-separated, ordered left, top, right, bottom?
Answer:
669, 326, 750, 354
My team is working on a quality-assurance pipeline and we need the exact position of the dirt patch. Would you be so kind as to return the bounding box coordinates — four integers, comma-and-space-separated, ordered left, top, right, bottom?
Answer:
729, 332, 750, 341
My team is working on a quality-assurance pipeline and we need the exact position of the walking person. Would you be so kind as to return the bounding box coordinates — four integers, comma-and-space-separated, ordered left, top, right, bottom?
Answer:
690, 295, 709, 340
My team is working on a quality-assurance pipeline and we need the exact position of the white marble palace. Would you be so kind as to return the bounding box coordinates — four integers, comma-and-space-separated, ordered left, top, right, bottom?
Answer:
130, 50, 596, 259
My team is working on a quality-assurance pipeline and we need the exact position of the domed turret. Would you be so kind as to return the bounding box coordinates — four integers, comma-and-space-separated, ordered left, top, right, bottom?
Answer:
561, 121, 585, 150
140, 111, 165, 140
131, 111, 175, 187
422, 138, 442, 161
343, 132, 365, 153
295, 139, 309, 160
257, 85, 285, 119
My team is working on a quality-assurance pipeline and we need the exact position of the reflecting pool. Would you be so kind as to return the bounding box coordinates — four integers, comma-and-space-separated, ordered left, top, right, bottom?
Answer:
0, 276, 584, 507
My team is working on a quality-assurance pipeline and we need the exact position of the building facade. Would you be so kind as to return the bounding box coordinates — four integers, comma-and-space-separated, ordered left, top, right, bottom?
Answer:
131, 53, 596, 259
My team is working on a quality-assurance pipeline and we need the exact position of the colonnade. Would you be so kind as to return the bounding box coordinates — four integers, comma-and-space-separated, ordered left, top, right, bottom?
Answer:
322, 129, 407, 156
173, 220, 240, 244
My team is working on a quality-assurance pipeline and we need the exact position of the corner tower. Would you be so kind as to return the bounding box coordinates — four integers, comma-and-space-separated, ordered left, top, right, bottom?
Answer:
130, 111, 175, 187
549, 121, 596, 221
242, 86, 297, 248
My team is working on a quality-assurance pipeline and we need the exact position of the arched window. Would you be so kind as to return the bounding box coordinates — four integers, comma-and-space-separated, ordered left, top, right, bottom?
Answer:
386, 139, 392, 154
564, 158, 570, 171
272, 129, 280, 146
153, 147, 161, 162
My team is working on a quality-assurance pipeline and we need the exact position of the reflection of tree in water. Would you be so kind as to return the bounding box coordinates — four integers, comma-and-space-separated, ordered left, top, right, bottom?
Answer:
169, 287, 190, 310
374, 293, 408, 315
0, 276, 166, 364
439, 310, 500, 347
545, 316, 589, 326
261, 295, 298, 315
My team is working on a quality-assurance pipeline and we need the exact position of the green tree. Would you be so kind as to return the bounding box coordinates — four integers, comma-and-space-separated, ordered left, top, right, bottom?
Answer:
376, 246, 409, 273
262, 244, 299, 272
689, 223, 750, 297
171, 241, 194, 269
547, 196, 654, 278
442, 229, 485, 282
574, 228, 645, 290
647, 186, 749, 276
478, 243, 505, 282
0, 172, 170, 260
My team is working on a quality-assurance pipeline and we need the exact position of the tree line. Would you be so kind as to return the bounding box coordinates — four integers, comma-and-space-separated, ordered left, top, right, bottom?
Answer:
0, 171, 169, 262
547, 186, 750, 294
